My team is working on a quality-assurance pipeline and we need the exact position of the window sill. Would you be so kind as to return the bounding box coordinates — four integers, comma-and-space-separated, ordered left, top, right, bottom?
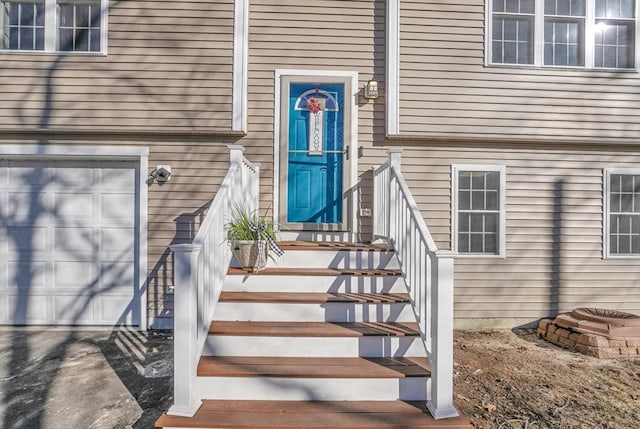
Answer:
0, 49, 107, 57
484, 63, 639, 74
453, 253, 506, 259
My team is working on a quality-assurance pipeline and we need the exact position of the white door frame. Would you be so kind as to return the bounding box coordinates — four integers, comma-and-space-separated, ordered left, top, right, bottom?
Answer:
0, 144, 148, 329
273, 69, 359, 241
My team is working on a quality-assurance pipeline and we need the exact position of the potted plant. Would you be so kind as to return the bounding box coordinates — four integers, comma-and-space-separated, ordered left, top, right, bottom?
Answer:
226, 206, 282, 272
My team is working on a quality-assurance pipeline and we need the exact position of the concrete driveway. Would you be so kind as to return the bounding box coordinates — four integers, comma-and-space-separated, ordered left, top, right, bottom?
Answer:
0, 328, 173, 429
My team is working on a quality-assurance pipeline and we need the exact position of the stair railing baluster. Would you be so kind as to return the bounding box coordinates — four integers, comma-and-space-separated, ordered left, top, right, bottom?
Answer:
372, 149, 459, 420
168, 145, 259, 417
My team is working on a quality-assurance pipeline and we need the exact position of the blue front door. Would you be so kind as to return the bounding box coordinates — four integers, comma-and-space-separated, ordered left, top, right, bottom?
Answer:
287, 83, 345, 224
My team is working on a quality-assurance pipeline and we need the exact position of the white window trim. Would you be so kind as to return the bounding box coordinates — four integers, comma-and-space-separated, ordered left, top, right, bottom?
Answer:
0, 144, 148, 329
452, 164, 507, 258
485, 0, 640, 70
603, 167, 640, 259
0, 0, 108, 55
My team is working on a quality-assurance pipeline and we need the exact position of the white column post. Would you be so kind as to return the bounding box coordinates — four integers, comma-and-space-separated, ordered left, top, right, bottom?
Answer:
168, 244, 202, 417
387, 149, 402, 245
228, 145, 246, 209
427, 250, 459, 419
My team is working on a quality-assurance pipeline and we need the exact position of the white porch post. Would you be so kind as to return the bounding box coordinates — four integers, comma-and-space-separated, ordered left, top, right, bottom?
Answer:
387, 149, 402, 245
427, 250, 459, 419
167, 243, 202, 417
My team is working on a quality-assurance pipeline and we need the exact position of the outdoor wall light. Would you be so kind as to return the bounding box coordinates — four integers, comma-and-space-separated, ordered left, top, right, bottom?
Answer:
152, 165, 172, 183
364, 80, 379, 99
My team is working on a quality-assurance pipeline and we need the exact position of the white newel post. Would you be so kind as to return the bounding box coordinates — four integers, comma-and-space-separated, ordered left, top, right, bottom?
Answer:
388, 149, 402, 244
168, 243, 202, 417
228, 144, 246, 207
428, 250, 459, 419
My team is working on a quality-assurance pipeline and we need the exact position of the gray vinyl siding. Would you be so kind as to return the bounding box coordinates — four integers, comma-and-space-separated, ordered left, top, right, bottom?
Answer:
0, 0, 234, 131
399, 0, 640, 142
392, 144, 640, 325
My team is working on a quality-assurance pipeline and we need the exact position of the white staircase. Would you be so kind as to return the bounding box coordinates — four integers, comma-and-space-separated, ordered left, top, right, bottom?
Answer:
156, 243, 474, 428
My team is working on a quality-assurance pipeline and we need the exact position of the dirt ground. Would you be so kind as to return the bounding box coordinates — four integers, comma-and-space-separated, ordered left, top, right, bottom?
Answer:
453, 329, 640, 429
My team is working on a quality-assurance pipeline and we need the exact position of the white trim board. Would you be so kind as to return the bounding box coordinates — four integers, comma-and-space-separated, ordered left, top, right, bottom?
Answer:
451, 164, 507, 258
233, 0, 249, 133
386, 0, 400, 135
273, 69, 359, 241
603, 167, 640, 259
0, 144, 148, 330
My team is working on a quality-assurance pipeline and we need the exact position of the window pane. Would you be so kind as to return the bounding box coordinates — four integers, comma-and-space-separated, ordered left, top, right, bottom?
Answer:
607, 0, 620, 17
458, 233, 469, 253
20, 3, 33, 25
9, 27, 19, 49
459, 191, 471, 210
76, 4, 90, 27
486, 190, 499, 210
471, 172, 485, 189
558, 0, 571, 15
611, 174, 622, 191
621, 0, 634, 17
571, 0, 585, 15
595, 0, 606, 16
472, 191, 485, 210
470, 213, 484, 233
610, 234, 618, 254
505, 0, 520, 13
611, 193, 621, 212
89, 28, 100, 51
485, 213, 499, 232
35, 26, 43, 49
632, 235, 640, 253
545, 0, 555, 14
459, 213, 470, 232
621, 194, 633, 212
470, 234, 484, 252
459, 172, 471, 190
622, 174, 634, 191
619, 234, 631, 253
504, 40, 517, 62
485, 234, 498, 253
90, 6, 101, 28
74, 28, 88, 51
59, 4, 74, 27
492, 16, 533, 64
494, 0, 506, 13
486, 172, 499, 190
59, 28, 74, 50
521, 0, 535, 13
19, 27, 32, 49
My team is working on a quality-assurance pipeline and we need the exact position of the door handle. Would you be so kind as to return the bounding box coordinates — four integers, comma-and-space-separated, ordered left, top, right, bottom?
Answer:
343, 145, 349, 160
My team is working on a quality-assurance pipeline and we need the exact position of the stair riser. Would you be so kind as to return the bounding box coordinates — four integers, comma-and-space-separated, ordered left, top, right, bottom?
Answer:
215, 302, 415, 323
195, 377, 428, 401
225, 275, 406, 293
203, 336, 425, 358
263, 250, 399, 269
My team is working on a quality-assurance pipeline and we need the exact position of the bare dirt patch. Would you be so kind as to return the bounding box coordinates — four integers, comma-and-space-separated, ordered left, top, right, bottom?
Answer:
453, 329, 640, 429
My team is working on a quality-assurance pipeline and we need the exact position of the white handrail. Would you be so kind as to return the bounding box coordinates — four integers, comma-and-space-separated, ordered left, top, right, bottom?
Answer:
373, 149, 459, 420
168, 145, 259, 417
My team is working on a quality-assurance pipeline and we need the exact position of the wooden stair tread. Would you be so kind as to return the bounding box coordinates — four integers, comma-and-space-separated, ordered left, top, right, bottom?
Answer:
197, 356, 431, 378
228, 267, 402, 276
278, 241, 390, 252
155, 400, 472, 428
219, 291, 410, 304
209, 321, 420, 337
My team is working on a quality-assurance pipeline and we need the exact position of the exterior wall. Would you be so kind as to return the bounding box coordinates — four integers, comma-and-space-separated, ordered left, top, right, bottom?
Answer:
0, 135, 232, 328
399, 0, 640, 143
244, 0, 387, 216
389, 144, 640, 328
0, 0, 237, 328
0, 0, 234, 131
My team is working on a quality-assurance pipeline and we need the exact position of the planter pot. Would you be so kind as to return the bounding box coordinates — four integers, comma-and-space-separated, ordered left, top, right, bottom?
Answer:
232, 240, 267, 272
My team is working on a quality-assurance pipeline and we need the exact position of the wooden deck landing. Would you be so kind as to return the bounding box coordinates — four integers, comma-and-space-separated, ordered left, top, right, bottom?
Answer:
155, 400, 473, 428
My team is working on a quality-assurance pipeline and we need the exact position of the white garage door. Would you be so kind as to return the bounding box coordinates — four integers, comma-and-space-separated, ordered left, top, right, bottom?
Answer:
0, 160, 141, 326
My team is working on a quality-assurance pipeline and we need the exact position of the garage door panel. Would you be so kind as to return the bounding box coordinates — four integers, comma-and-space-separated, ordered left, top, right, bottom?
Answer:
53, 227, 94, 253
99, 295, 136, 324
100, 227, 135, 257
100, 167, 136, 189
2, 294, 49, 324
1, 160, 140, 326
53, 167, 95, 187
52, 294, 96, 324
53, 261, 95, 290
8, 261, 48, 290
7, 192, 51, 224
101, 194, 135, 223
99, 261, 135, 290
6, 226, 48, 252
8, 165, 54, 187
54, 192, 94, 220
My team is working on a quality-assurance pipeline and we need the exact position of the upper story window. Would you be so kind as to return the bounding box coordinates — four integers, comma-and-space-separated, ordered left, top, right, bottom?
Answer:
452, 165, 507, 257
604, 169, 640, 257
1, 0, 106, 53
488, 0, 637, 69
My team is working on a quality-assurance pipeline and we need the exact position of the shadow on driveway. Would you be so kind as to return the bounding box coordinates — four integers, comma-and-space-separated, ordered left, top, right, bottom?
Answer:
0, 328, 173, 429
